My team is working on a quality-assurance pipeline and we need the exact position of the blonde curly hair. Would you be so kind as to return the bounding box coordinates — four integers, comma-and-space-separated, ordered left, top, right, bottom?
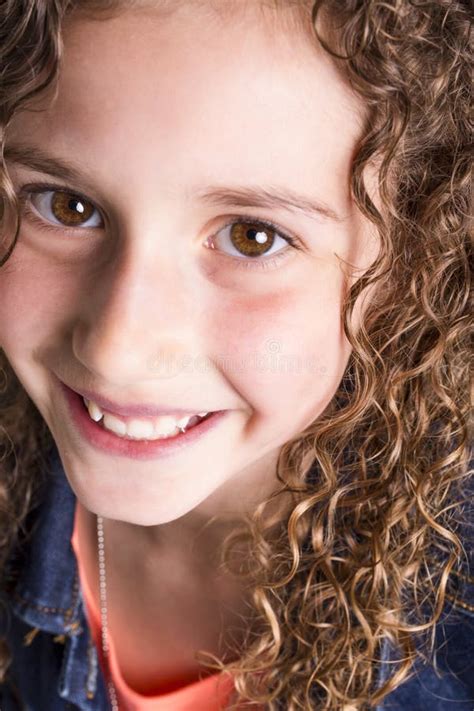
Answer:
0, 1, 471, 708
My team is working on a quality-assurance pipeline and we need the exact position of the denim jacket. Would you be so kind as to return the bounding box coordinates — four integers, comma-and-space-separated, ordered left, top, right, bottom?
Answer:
0, 445, 472, 710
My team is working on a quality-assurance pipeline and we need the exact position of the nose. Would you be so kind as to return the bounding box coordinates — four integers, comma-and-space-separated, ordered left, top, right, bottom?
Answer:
72, 237, 200, 387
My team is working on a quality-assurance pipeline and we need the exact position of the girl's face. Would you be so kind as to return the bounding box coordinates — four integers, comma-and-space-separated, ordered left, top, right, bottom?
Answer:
0, 5, 378, 526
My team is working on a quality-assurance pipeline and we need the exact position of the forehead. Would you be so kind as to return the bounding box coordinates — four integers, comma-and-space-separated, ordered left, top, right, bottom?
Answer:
7, 4, 365, 215
72, 0, 315, 32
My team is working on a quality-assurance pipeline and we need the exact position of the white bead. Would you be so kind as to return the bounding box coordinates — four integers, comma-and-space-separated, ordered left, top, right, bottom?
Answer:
96, 515, 119, 709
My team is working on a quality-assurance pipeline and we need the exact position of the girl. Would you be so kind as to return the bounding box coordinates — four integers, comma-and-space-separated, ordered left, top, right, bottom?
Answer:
0, 0, 471, 709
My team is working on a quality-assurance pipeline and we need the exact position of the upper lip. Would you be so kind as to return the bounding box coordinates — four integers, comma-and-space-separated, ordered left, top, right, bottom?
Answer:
60, 380, 215, 418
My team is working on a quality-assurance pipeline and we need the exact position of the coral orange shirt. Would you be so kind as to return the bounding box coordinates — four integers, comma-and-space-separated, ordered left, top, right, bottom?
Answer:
71, 503, 239, 711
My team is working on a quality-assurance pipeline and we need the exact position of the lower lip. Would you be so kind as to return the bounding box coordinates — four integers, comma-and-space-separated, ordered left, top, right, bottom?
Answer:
60, 382, 228, 461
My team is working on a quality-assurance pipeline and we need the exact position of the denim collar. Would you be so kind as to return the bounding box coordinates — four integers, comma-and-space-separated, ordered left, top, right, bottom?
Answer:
6, 444, 106, 708
11, 444, 82, 637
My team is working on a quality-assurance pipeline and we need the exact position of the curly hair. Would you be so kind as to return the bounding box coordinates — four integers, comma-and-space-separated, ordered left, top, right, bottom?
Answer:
0, 1, 471, 709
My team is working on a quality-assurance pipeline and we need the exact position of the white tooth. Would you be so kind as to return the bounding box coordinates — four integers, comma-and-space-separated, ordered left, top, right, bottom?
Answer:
102, 413, 127, 436
153, 415, 180, 436
126, 418, 156, 439
87, 400, 104, 422
87, 404, 203, 441
176, 415, 193, 429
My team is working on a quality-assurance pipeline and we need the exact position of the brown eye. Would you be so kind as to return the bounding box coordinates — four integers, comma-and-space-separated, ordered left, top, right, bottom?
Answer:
229, 221, 276, 257
51, 191, 95, 226
205, 219, 295, 263
29, 190, 103, 229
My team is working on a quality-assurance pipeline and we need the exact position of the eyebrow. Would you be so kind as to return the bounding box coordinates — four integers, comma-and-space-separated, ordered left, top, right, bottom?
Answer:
4, 144, 84, 184
194, 185, 344, 223
4, 143, 344, 223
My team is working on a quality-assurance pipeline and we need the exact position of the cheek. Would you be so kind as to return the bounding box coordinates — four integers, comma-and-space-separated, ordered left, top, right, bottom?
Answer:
0, 256, 39, 353
207, 269, 350, 434
0, 249, 77, 355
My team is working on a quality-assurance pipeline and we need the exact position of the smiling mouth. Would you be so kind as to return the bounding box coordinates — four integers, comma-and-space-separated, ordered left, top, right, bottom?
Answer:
81, 395, 215, 441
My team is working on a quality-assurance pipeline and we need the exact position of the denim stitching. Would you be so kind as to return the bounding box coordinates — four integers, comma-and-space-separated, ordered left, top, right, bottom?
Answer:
13, 590, 71, 616
63, 570, 81, 633
445, 591, 474, 613
85, 635, 98, 699
449, 568, 474, 585
13, 557, 81, 626
56, 569, 83, 703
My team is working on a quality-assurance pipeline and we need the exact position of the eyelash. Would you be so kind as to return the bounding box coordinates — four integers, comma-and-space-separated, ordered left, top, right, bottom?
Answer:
17, 182, 304, 272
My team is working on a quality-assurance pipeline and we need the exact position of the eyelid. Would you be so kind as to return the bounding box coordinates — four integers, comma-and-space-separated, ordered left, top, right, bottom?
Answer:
18, 181, 101, 207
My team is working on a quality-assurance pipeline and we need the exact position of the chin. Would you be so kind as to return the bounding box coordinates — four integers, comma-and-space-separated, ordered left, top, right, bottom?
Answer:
78, 490, 205, 527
